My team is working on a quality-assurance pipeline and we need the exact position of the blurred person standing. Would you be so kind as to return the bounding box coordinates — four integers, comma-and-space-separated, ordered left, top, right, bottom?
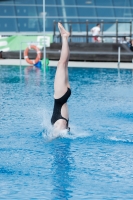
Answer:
91, 23, 101, 42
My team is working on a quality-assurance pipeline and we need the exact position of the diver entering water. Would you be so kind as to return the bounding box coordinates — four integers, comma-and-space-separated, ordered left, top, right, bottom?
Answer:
51, 22, 71, 131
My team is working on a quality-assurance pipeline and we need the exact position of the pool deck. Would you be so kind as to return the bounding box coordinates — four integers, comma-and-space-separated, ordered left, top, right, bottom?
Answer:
0, 59, 133, 69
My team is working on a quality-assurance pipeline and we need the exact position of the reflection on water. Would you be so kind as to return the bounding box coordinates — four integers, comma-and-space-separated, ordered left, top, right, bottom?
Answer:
24, 65, 41, 85
51, 139, 72, 200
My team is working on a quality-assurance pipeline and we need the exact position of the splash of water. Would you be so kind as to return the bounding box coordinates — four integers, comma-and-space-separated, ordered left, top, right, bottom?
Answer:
108, 136, 133, 144
41, 108, 92, 141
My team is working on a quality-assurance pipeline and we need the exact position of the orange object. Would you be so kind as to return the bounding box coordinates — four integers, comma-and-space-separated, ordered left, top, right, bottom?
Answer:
24, 45, 41, 65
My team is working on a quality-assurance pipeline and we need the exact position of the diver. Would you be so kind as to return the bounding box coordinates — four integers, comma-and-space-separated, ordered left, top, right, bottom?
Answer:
51, 22, 71, 131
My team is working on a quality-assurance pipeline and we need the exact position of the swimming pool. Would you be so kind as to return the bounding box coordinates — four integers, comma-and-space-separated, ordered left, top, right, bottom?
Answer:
1, 65, 133, 199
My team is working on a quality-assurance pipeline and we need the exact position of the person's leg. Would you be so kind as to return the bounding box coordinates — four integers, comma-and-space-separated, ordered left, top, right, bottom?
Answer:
54, 23, 70, 99
96, 36, 99, 42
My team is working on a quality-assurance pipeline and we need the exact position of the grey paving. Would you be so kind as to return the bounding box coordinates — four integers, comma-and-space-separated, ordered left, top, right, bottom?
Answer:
0, 59, 133, 69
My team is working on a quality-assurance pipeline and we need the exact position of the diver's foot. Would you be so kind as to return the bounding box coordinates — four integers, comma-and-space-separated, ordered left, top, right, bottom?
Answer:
58, 22, 70, 38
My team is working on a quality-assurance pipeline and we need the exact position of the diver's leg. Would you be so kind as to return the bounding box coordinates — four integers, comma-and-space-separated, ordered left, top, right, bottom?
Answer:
65, 63, 70, 88
54, 23, 70, 99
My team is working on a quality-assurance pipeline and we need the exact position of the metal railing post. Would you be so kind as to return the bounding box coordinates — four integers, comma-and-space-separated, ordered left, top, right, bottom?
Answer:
116, 20, 118, 43
69, 23, 72, 43
130, 20, 132, 41
59, 21, 61, 43
43, 0, 46, 69
53, 20, 56, 43
86, 20, 88, 43
118, 46, 121, 68
101, 20, 103, 43
20, 42, 22, 67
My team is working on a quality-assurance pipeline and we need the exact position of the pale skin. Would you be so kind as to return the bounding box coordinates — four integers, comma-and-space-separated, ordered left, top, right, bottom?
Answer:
53, 23, 70, 131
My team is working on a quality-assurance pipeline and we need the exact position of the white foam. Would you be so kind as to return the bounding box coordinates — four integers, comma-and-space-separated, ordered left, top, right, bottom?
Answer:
41, 109, 92, 141
42, 121, 91, 141
108, 136, 133, 143
42, 128, 70, 141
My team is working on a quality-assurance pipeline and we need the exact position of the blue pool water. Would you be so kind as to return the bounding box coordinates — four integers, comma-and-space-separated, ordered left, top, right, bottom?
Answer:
1, 65, 133, 199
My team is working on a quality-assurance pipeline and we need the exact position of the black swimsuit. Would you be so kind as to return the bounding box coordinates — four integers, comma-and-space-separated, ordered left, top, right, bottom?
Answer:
51, 88, 71, 127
